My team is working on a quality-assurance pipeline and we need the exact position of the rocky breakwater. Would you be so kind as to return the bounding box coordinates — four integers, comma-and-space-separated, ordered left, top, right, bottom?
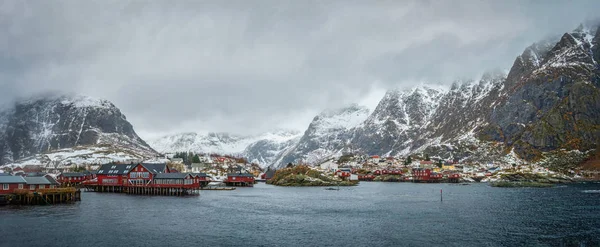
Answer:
490, 172, 574, 188
266, 165, 358, 187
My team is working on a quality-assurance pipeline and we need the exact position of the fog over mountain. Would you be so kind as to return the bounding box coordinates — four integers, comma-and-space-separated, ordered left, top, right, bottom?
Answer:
1, 0, 599, 140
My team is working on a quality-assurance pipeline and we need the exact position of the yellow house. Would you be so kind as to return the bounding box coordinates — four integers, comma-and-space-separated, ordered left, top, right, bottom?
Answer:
442, 164, 455, 170
433, 167, 441, 172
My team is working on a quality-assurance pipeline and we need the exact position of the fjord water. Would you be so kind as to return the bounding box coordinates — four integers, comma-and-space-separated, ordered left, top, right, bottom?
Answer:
1, 183, 599, 247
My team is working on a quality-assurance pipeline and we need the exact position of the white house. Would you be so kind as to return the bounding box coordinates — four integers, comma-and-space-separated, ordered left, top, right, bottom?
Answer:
319, 160, 338, 172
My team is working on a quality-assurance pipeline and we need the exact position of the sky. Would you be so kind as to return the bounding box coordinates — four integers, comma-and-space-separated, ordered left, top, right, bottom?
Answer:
0, 0, 599, 140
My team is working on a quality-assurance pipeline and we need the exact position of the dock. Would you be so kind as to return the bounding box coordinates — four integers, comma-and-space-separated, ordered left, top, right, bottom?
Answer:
0, 187, 81, 206
82, 185, 200, 196
200, 187, 236, 190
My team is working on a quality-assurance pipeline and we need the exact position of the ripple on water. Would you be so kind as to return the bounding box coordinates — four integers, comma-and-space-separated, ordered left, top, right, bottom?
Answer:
1, 182, 599, 247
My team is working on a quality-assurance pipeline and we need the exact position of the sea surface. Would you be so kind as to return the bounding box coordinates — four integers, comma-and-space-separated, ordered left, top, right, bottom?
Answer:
1, 182, 600, 247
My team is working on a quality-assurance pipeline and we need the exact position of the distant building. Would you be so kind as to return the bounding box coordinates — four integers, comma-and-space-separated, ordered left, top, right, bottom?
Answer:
319, 160, 338, 172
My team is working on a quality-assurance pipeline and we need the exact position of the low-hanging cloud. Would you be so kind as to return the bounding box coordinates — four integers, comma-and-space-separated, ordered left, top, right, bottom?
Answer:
0, 0, 599, 139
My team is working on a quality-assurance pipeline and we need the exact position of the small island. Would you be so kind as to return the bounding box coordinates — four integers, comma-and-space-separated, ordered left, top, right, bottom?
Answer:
266, 165, 358, 187
490, 172, 574, 188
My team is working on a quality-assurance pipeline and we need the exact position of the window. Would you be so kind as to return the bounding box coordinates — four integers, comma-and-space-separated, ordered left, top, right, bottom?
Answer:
99, 170, 104, 173
111, 165, 117, 169
126, 165, 132, 169
30, 185, 35, 190
50, 185, 55, 189
2, 184, 8, 190
39, 185, 45, 189
18, 184, 23, 189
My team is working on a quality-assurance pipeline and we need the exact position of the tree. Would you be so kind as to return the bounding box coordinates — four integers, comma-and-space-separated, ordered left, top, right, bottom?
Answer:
425, 154, 431, 161
192, 154, 201, 163
404, 156, 412, 166
286, 163, 294, 168
437, 160, 443, 168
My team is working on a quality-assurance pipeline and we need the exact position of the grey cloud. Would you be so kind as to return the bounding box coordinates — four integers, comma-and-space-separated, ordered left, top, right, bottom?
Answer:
0, 0, 599, 138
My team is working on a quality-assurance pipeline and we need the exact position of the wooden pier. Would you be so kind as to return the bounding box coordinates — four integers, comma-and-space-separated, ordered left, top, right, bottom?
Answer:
83, 185, 200, 196
200, 187, 236, 190
0, 188, 81, 206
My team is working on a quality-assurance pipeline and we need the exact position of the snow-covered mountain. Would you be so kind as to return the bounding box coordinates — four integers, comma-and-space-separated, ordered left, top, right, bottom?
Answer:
147, 132, 256, 155
0, 94, 157, 166
350, 86, 445, 157
81, 22, 599, 170
268, 22, 600, 168
242, 130, 303, 167
148, 130, 302, 168
271, 104, 371, 166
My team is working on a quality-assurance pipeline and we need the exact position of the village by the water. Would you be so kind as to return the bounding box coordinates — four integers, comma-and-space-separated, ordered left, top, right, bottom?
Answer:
0, 152, 594, 206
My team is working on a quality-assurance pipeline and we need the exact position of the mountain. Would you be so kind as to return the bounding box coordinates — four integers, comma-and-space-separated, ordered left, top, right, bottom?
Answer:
146, 22, 600, 170
350, 86, 445, 157
148, 130, 302, 168
271, 104, 370, 166
270, 23, 600, 168
242, 130, 302, 166
0, 94, 157, 166
480, 24, 600, 161
147, 132, 256, 155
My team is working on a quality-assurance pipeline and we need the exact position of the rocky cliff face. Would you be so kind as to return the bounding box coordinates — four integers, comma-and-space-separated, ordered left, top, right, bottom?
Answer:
271, 104, 370, 166
350, 86, 444, 156
0, 95, 156, 165
242, 130, 302, 167
481, 24, 600, 160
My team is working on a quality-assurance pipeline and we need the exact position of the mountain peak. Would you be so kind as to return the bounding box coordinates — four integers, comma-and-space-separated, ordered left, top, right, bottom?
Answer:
0, 93, 155, 165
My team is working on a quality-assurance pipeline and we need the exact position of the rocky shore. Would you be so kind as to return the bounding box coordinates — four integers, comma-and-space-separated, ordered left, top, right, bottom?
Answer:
490, 173, 574, 188
266, 165, 358, 187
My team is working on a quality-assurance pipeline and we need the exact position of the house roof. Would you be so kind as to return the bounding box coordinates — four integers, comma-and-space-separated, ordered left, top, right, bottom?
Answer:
97, 164, 136, 175
155, 173, 189, 179
227, 173, 254, 177
25, 172, 47, 177
0, 175, 27, 183
0, 173, 11, 176
140, 163, 168, 174
191, 163, 210, 168
191, 173, 209, 177
23, 176, 53, 185
60, 172, 86, 177
45, 176, 60, 185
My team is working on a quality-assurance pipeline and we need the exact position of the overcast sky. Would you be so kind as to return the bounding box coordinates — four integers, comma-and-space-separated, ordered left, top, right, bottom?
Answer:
0, 0, 599, 139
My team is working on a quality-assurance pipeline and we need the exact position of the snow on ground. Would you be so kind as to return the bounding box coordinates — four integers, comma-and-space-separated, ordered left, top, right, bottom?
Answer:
3, 145, 150, 168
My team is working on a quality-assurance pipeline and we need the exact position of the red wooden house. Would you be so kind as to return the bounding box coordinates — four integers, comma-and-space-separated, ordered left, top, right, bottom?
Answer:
225, 173, 255, 187
358, 174, 375, 181
191, 173, 211, 187
153, 173, 196, 189
0, 175, 27, 194
448, 173, 461, 183
58, 172, 87, 185
335, 170, 351, 178
374, 170, 381, 175
126, 163, 170, 187
23, 165, 42, 173
412, 168, 433, 182
23, 176, 58, 190
96, 164, 137, 186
